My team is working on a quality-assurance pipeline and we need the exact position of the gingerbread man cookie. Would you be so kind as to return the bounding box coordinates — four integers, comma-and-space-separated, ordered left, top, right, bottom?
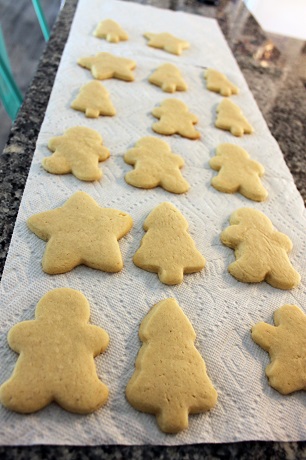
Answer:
133, 202, 205, 285
252, 305, 306, 394
94, 19, 128, 43
43, 127, 110, 181
0, 288, 109, 414
204, 69, 238, 97
144, 32, 189, 55
71, 81, 116, 118
210, 143, 267, 201
126, 298, 218, 433
152, 99, 200, 139
221, 208, 301, 289
78, 52, 136, 81
124, 136, 189, 193
216, 99, 254, 136
27, 191, 133, 274
149, 63, 187, 93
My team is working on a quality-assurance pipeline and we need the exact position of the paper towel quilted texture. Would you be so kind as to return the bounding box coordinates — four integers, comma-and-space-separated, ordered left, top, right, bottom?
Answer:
0, 0, 305, 446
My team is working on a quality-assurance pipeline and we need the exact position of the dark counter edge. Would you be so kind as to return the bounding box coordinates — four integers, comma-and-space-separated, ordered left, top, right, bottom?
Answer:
0, 0, 305, 458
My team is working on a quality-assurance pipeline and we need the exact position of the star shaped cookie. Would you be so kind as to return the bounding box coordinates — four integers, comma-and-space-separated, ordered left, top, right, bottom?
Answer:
27, 191, 133, 274
149, 64, 187, 93
78, 52, 136, 81
42, 127, 110, 182
144, 32, 189, 55
252, 305, 306, 394
94, 19, 128, 43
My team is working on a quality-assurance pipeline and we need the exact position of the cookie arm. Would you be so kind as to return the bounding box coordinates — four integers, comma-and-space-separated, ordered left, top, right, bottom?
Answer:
251, 322, 277, 351
7, 322, 36, 353
86, 325, 109, 356
172, 153, 185, 168
250, 159, 265, 176
97, 145, 110, 161
77, 56, 95, 69
48, 137, 63, 152
220, 226, 244, 247
124, 148, 141, 165
209, 156, 223, 171
152, 107, 164, 119
272, 232, 293, 252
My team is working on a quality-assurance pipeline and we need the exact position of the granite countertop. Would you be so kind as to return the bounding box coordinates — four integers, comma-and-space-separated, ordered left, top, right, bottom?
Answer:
0, 0, 305, 458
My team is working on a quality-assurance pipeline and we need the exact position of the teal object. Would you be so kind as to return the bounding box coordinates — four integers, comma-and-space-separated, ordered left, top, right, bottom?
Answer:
0, 1, 50, 120
31, 0, 50, 41
0, 27, 23, 120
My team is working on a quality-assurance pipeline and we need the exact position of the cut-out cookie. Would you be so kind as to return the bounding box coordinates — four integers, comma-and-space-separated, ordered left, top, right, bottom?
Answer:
124, 136, 189, 194
133, 202, 205, 285
152, 99, 200, 139
42, 127, 110, 182
94, 19, 128, 43
126, 298, 218, 433
144, 32, 189, 55
252, 305, 306, 395
71, 81, 116, 118
221, 208, 301, 289
27, 191, 133, 275
215, 99, 253, 136
210, 143, 267, 201
78, 52, 136, 81
204, 69, 238, 97
149, 63, 187, 93
0, 288, 109, 414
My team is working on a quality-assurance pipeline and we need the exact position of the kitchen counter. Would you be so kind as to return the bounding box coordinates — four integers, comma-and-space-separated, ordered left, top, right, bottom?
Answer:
0, 0, 305, 458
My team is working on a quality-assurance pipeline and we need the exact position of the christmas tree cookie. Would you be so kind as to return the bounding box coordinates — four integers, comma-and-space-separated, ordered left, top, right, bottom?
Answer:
149, 63, 187, 93
0, 288, 109, 414
124, 136, 189, 194
144, 32, 189, 55
43, 127, 110, 181
71, 81, 116, 118
204, 69, 238, 97
252, 304, 306, 395
152, 99, 200, 139
94, 19, 128, 43
78, 52, 136, 81
133, 202, 205, 285
126, 298, 218, 433
210, 143, 267, 201
221, 208, 300, 289
215, 99, 253, 136
27, 191, 133, 275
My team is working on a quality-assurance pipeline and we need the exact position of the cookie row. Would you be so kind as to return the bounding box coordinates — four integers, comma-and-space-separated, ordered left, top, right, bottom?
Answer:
0, 288, 304, 433
26, 192, 300, 290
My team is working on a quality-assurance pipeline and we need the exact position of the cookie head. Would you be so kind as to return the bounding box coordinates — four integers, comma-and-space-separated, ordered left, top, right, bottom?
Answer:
35, 287, 90, 322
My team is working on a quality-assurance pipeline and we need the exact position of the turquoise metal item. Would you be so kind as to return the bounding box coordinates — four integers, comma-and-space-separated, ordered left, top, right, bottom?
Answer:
0, 1, 50, 120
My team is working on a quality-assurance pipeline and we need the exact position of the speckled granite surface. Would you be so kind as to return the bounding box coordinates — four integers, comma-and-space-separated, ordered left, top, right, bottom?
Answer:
0, 0, 305, 457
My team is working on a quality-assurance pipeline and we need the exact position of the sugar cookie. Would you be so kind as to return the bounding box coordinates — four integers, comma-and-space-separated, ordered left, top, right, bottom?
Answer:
204, 69, 238, 97
216, 99, 253, 136
126, 298, 217, 433
144, 32, 189, 55
124, 136, 189, 193
221, 208, 301, 289
78, 52, 136, 81
0, 288, 109, 414
71, 81, 116, 118
149, 63, 187, 93
252, 304, 306, 394
43, 127, 110, 181
152, 99, 200, 139
133, 202, 205, 285
210, 143, 267, 201
27, 191, 133, 274
94, 19, 128, 43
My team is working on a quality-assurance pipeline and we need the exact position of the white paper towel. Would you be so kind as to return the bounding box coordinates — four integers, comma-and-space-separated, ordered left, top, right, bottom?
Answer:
0, 0, 305, 445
